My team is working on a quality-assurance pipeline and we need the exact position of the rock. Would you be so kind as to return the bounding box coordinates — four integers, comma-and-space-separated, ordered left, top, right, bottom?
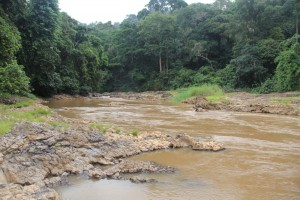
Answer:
0, 183, 59, 200
89, 157, 114, 165
0, 122, 225, 198
88, 168, 106, 179
2, 164, 48, 185
192, 141, 225, 152
86, 131, 105, 143
129, 176, 157, 184
43, 175, 68, 187
105, 160, 175, 177
0, 153, 3, 163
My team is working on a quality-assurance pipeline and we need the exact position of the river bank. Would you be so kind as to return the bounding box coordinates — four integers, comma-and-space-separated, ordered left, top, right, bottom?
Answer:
89, 91, 300, 116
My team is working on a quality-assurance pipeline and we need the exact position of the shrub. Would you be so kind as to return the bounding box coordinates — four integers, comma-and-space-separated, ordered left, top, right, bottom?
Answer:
254, 78, 276, 94
0, 64, 30, 96
126, 130, 139, 136
89, 123, 109, 134
80, 85, 92, 96
274, 44, 300, 92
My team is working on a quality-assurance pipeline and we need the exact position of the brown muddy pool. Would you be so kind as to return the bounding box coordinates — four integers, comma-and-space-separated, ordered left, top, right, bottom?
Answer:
46, 97, 300, 200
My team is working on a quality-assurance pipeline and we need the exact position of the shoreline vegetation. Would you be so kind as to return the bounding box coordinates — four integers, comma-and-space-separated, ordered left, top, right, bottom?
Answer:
1, 0, 299, 99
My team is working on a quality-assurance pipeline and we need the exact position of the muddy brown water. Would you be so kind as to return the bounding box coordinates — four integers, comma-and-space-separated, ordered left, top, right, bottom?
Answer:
46, 97, 300, 200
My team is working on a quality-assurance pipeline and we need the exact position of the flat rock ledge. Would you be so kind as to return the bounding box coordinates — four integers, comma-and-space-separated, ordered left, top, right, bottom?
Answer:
0, 122, 224, 199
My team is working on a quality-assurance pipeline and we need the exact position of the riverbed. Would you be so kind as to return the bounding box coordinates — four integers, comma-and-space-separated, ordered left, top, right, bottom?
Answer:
46, 97, 300, 200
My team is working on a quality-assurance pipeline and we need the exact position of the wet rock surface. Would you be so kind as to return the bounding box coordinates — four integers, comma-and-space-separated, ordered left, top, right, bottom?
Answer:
0, 122, 224, 199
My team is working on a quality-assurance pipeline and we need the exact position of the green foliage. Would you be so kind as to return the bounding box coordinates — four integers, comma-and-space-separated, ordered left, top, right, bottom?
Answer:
89, 123, 110, 134
231, 43, 268, 88
169, 68, 195, 88
1, 0, 299, 95
60, 76, 80, 95
172, 84, 224, 103
253, 78, 276, 94
0, 120, 14, 136
126, 130, 140, 136
274, 43, 300, 92
139, 12, 176, 72
147, 0, 188, 13
0, 105, 51, 135
113, 126, 121, 134
0, 64, 30, 96
4, 100, 34, 108
21, 0, 61, 96
0, 13, 21, 67
11, 108, 51, 121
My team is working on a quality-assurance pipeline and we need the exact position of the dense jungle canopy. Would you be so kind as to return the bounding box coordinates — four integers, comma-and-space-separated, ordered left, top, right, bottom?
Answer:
0, 0, 299, 97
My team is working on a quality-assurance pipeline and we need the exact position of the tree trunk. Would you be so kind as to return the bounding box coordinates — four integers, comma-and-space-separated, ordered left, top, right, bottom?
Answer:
296, 10, 299, 43
159, 51, 162, 73
166, 54, 169, 74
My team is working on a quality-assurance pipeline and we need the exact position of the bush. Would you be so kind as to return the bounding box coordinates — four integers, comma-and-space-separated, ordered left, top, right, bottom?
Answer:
274, 44, 300, 92
61, 76, 80, 94
169, 68, 195, 89
254, 78, 275, 94
0, 64, 30, 96
80, 85, 92, 96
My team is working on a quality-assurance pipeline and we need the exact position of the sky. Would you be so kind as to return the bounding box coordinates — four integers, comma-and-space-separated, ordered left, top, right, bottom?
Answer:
59, 0, 215, 24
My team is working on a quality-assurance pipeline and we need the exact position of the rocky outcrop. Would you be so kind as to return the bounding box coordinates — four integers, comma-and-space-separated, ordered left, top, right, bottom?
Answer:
218, 103, 299, 115
0, 183, 59, 200
189, 93, 300, 116
129, 176, 157, 184
192, 141, 225, 151
105, 160, 175, 177
0, 122, 224, 199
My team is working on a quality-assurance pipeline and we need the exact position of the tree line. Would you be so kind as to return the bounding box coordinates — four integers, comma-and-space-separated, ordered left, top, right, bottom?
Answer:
0, 0, 299, 97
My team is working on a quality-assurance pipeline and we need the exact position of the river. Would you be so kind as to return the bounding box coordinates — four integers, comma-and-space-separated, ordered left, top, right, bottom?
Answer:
46, 97, 300, 200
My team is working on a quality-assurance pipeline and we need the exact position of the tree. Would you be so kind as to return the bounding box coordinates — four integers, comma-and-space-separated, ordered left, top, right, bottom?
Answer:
0, 14, 21, 67
0, 0, 28, 26
139, 12, 176, 73
22, 0, 61, 96
147, 0, 188, 13
275, 41, 300, 91
0, 64, 30, 96
230, 43, 267, 87
0, 8, 30, 96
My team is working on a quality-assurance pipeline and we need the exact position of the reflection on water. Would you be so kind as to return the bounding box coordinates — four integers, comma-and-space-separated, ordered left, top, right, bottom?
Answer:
47, 97, 300, 200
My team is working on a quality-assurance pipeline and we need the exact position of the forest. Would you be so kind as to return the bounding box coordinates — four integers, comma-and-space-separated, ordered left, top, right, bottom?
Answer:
0, 0, 299, 97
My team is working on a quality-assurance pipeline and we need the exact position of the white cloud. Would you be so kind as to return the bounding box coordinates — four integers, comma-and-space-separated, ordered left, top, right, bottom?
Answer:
58, 0, 215, 24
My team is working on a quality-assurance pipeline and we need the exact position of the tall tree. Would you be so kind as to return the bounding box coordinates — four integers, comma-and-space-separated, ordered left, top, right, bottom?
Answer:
22, 0, 61, 96
0, 7, 30, 96
139, 12, 176, 73
147, 0, 188, 13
